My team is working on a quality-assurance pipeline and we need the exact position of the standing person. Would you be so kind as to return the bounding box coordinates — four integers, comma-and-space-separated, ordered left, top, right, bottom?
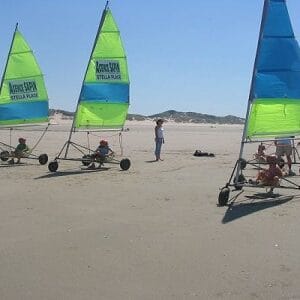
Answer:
154, 119, 164, 161
275, 137, 295, 176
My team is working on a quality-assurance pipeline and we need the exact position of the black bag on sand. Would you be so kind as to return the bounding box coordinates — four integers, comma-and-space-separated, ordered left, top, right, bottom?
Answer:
193, 150, 215, 157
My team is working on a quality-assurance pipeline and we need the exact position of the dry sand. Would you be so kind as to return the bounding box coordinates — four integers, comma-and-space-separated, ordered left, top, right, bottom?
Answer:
1, 121, 300, 300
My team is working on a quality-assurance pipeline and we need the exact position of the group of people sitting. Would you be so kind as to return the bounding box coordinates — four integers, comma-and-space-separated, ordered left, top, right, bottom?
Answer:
7, 137, 299, 185
8, 138, 114, 167
252, 138, 297, 186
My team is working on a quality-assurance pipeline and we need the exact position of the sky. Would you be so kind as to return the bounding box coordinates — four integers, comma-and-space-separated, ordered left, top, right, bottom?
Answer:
0, 0, 299, 118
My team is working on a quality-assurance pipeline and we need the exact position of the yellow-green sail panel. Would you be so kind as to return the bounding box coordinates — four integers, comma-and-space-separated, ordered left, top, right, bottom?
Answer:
0, 28, 49, 125
75, 6, 129, 129
247, 98, 300, 137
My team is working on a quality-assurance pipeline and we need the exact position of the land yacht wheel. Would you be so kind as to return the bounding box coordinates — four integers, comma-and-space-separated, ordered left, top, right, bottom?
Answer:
240, 158, 247, 170
82, 155, 92, 166
120, 158, 131, 171
234, 174, 246, 190
218, 187, 230, 206
48, 161, 58, 172
0, 151, 9, 161
38, 154, 48, 165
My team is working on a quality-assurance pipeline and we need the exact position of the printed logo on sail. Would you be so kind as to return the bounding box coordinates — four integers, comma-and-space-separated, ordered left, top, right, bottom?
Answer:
96, 60, 121, 81
9, 80, 39, 100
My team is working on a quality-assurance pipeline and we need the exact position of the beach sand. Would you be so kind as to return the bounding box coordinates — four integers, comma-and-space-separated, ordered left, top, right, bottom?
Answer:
1, 121, 300, 299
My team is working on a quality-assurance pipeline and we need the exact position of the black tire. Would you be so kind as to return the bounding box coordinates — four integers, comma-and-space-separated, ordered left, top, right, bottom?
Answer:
234, 174, 246, 190
48, 161, 58, 172
240, 158, 247, 170
0, 151, 9, 161
82, 155, 92, 166
38, 154, 48, 165
218, 187, 230, 206
120, 158, 131, 171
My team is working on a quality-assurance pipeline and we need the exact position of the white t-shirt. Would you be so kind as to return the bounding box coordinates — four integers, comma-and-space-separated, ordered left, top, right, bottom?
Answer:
156, 127, 164, 139
276, 138, 291, 145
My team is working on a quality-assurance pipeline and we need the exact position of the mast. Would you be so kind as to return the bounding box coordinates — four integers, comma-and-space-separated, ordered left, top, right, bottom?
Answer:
235, 0, 270, 179
64, 2, 110, 157
0, 23, 18, 95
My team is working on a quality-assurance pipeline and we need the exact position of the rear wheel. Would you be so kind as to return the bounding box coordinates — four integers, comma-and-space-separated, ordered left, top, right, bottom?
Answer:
120, 158, 131, 171
234, 174, 246, 190
38, 154, 48, 165
218, 187, 230, 206
48, 161, 58, 172
0, 151, 9, 161
82, 155, 92, 166
240, 158, 247, 170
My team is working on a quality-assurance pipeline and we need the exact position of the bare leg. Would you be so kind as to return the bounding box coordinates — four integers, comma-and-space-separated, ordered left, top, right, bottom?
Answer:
286, 155, 292, 170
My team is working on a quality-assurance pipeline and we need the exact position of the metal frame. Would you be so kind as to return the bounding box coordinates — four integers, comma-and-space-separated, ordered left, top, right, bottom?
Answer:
225, 139, 300, 191
0, 124, 50, 165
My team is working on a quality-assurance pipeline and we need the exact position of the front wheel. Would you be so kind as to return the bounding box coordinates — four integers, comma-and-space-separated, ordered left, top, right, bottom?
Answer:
82, 155, 92, 166
38, 154, 48, 165
48, 161, 58, 172
218, 187, 230, 206
120, 158, 131, 171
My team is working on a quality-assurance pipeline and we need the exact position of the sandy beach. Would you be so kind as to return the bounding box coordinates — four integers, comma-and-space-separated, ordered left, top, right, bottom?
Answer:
1, 121, 300, 300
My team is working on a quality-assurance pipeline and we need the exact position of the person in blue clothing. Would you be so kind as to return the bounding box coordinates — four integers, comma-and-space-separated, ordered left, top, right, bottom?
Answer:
96, 140, 114, 158
154, 119, 164, 161
88, 139, 114, 169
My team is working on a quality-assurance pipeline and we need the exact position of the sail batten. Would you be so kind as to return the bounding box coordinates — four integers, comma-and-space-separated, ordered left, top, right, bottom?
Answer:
0, 28, 49, 125
247, 0, 300, 138
74, 6, 129, 129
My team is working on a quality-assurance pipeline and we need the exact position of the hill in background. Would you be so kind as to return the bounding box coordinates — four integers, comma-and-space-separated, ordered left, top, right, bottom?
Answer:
49, 109, 244, 124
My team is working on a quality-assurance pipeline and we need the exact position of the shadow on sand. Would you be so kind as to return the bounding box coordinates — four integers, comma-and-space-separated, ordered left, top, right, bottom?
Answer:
145, 160, 158, 163
222, 192, 297, 224
0, 162, 36, 168
34, 167, 110, 179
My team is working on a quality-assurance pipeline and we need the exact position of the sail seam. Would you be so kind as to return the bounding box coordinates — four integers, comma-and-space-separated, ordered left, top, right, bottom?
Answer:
258, 69, 300, 72
264, 35, 295, 39
4, 74, 44, 80
10, 50, 34, 55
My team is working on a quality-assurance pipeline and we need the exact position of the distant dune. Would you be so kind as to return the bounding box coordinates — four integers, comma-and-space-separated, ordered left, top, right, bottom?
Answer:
49, 109, 244, 125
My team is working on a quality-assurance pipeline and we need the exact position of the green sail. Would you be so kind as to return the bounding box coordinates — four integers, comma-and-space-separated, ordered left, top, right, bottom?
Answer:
75, 7, 130, 129
0, 28, 49, 126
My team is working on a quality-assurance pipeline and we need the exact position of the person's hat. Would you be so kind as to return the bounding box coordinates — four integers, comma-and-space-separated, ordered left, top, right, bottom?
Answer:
100, 139, 108, 145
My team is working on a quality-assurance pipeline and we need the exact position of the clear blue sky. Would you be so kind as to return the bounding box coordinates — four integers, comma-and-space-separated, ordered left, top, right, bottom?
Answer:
0, 0, 299, 117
